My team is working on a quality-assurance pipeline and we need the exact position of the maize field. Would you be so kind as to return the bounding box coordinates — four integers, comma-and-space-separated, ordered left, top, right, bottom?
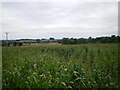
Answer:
2, 44, 119, 88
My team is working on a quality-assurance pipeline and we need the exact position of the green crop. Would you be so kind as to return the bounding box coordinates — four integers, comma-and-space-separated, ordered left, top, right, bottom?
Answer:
2, 44, 119, 88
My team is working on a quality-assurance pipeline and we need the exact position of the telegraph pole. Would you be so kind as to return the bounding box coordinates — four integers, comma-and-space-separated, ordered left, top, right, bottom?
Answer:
5, 32, 9, 41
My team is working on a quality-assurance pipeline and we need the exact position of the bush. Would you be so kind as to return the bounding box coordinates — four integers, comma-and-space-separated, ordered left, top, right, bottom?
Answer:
18, 42, 23, 46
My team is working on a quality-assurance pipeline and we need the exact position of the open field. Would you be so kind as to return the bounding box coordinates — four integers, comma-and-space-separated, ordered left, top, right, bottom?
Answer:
24, 43, 60, 46
2, 44, 119, 88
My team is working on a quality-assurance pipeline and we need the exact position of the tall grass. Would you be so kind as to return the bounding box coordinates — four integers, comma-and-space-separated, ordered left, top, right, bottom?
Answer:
2, 44, 119, 88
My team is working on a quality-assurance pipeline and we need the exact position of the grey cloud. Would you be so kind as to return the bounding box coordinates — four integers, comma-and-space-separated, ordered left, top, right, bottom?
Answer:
1, 2, 118, 39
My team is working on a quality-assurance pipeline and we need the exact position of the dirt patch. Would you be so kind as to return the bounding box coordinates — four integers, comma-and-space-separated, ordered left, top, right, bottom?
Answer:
23, 43, 61, 46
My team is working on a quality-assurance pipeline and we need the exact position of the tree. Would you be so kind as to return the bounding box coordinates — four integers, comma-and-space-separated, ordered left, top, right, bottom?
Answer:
77, 38, 85, 44
50, 37, 55, 40
61, 38, 71, 44
18, 42, 23, 46
61, 35, 119, 45
2, 41, 10, 46
73, 38, 77, 44
88, 37, 92, 43
111, 35, 116, 43
13, 42, 17, 46
36, 39, 41, 42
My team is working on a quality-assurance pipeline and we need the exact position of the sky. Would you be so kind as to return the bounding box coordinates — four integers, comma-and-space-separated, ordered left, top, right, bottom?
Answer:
0, 0, 119, 40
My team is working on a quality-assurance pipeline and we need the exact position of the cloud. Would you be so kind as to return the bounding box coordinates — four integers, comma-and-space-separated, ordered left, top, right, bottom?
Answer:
1, 0, 119, 2
1, 1, 118, 39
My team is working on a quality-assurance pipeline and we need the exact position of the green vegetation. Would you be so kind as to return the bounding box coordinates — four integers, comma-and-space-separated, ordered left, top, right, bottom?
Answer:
2, 44, 119, 88
61, 35, 120, 44
1, 41, 23, 47
1, 35, 120, 47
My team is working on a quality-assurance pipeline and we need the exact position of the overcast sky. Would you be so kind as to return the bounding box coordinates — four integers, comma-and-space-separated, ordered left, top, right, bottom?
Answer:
0, 0, 118, 40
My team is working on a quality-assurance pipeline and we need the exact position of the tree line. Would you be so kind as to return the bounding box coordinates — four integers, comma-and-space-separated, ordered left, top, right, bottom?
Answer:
1, 41, 23, 47
1, 35, 120, 46
60, 35, 120, 44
